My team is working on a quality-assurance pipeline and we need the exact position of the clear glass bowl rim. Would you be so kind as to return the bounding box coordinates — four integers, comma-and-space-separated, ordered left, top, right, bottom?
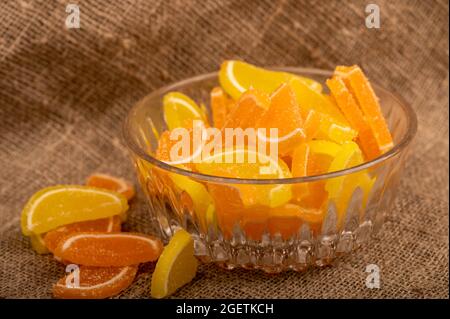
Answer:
123, 67, 418, 185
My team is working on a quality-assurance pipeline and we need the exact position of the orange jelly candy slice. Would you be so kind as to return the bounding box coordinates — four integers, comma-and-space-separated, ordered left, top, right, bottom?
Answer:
222, 88, 270, 129
335, 65, 393, 154
155, 130, 197, 170
87, 174, 135, 201
53, 265, 137, 299
54, 232, 164, 267
44, 216, 121, 253
210, 87, 235, 129
256, 83, 305, 155
327, 76, 381, 160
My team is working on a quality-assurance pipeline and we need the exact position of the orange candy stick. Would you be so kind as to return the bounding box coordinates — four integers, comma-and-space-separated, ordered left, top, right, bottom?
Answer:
44, 216, 121, 253
326, 76, 381, 160
53, 265, 137, 299
54, 232, 164, 267
87, 174, 135, 201
335, 65, 393, 154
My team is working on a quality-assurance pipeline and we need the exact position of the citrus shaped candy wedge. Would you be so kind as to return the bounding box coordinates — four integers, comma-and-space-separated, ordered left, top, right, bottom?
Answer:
219, 60, 322, 100
325, 141, 363, 197
21, 185, 128, 236
163, 92, 207, 130
324, 141, 374, 227
151, 229, 198, 299
44, 216, 121, 253
289, 77, 357, 144
53, 265, 137, 299
54, 232, 163, 267
86, 173, 135, 201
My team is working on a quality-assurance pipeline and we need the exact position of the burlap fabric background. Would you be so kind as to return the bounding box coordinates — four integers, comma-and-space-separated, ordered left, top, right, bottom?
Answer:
0, 0, 448, 298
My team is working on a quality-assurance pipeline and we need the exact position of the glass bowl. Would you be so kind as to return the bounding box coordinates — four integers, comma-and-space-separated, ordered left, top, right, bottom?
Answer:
123, 68, 417, 273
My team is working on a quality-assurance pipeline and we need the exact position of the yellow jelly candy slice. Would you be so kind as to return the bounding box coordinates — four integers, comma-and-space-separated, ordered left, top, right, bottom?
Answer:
289, 78, 357, 144
21, 185, 128, 235
325, 142, 374, 226
151, 230, 198, 298
163, 92, 207, 130
219, 60, 322, 100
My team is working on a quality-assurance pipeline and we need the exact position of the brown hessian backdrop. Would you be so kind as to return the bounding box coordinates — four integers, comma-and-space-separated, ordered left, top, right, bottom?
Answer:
0, 0, 448, 298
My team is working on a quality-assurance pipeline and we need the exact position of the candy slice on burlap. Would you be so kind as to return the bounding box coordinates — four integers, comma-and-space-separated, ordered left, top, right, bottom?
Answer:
44, 216, 121, 253
327, 76, 381, 160
151, 230, 198, 298
335, 65, 393, 154
21, 185, 128, 235
86, 173, 135, 201
53, 265, 138, 299
54, 232, 163, 267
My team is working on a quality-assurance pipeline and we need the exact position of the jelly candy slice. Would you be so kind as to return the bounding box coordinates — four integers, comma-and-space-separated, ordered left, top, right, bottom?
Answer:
256, 83, 305, 155
219, 60, 322, 100
163, 92, 207, 130
151, 230, 198, 298
86, 173, 135, 201
54, 232, 163, 266
168, 173, 214, 232
53, 265, 137, 299
21, 185, 128, 235
324, 141, 373, 227
327, 76, 381, 160
222, 88, 270, 130
289, 77, 357, 144
210, 87, 235, 128
44, 216, 121, 253
335, 65, 393, 154
291, 140, 341, 216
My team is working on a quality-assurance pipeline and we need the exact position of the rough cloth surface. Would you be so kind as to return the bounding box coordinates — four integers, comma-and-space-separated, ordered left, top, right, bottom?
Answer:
0, 0, 448, 298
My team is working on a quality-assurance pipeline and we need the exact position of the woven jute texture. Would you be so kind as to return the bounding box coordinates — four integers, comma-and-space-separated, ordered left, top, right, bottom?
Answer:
0, 0, 448, 298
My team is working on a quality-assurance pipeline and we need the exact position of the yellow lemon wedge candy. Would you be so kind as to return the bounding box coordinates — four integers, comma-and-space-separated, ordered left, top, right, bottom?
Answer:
151, 229, 198, 299
163, 92, 207, 130
324, 142, 374, 226
21, 185, 128, 235
289, 78, 357, 144
219, 60, 322, 100
325, 142, 363, 197
308, 140, 342, 158
195, 148, 292, 208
